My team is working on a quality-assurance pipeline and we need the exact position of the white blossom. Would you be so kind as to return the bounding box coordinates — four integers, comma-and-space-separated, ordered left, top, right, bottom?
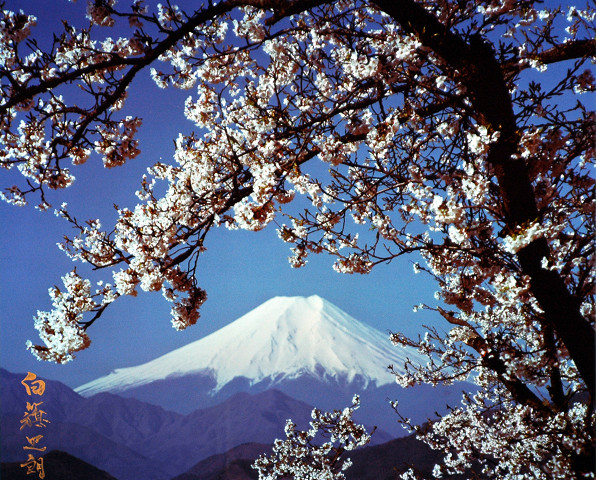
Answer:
2, 2, 593, 478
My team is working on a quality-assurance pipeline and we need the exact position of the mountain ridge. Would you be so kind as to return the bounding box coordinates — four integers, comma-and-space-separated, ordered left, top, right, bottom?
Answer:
2, 368, 392, 479
71, 295, 469, 437
75, 295, 422, 398
1, 450, 120, 480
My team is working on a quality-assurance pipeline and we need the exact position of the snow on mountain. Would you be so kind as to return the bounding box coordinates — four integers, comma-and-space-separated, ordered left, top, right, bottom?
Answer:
76, 295, 421, 397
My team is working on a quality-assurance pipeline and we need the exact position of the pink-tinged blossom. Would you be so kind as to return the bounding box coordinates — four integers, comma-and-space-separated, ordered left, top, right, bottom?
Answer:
87, 0, 116, 26
0, 9, 36, 44
2, 1, 594, 477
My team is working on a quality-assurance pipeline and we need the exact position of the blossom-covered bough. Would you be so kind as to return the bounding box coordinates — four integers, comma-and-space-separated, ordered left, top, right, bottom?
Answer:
253, 395, 372, 479
1, 0, 594, 477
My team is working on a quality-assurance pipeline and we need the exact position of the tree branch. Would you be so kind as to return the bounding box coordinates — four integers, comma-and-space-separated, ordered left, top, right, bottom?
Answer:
1, 0, 244, 114
371, 0, 595, 400
503, 38, 596, 73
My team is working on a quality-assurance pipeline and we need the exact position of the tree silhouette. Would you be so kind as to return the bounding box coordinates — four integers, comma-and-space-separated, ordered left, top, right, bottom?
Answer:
1, 1, 594, 477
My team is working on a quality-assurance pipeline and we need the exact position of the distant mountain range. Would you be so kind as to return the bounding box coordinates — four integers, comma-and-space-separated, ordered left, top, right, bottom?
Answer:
1, 436, 447, 480
2, 368, 347, 479
1, 367, 474, 479
75, 295, 469, 436
1, 368, 397, 479
1, 433, 453, 480
2, 296, 472, 479
172, 434, 448, 480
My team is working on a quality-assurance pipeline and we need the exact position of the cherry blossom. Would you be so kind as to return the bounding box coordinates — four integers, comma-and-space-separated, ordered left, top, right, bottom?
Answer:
1, 0, 594, 477
253, 395, 372, 480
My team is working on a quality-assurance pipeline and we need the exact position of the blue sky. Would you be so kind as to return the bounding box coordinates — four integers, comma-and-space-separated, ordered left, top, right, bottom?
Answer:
1, 0, 445, 388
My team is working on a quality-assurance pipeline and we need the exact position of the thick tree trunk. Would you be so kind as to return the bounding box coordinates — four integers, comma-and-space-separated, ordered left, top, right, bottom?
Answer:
373, 0, 595, 399
467, 37, 596, 399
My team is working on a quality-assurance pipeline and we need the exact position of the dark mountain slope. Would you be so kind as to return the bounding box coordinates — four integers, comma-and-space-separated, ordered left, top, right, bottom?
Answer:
171, 443, 270, 480
1, 450, 119, 480
173, 434, 446, 480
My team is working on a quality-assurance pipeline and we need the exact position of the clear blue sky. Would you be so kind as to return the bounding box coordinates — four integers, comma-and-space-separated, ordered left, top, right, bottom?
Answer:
0, 0, 445, 388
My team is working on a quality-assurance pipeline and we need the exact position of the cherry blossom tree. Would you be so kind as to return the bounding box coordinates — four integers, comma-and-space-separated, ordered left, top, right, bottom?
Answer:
1, 0, 594, 478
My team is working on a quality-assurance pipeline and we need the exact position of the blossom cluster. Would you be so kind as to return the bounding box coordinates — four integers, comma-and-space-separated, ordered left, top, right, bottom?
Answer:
2, 1, 594, 477
26, 270, 115, 363
253, 395, 371, 480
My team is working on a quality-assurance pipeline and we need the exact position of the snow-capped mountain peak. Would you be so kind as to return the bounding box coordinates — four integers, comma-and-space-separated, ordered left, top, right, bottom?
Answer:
75, 295, 420, 397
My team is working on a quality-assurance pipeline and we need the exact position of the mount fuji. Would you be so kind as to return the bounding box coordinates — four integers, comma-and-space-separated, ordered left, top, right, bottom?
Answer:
76, 295, 468, 436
